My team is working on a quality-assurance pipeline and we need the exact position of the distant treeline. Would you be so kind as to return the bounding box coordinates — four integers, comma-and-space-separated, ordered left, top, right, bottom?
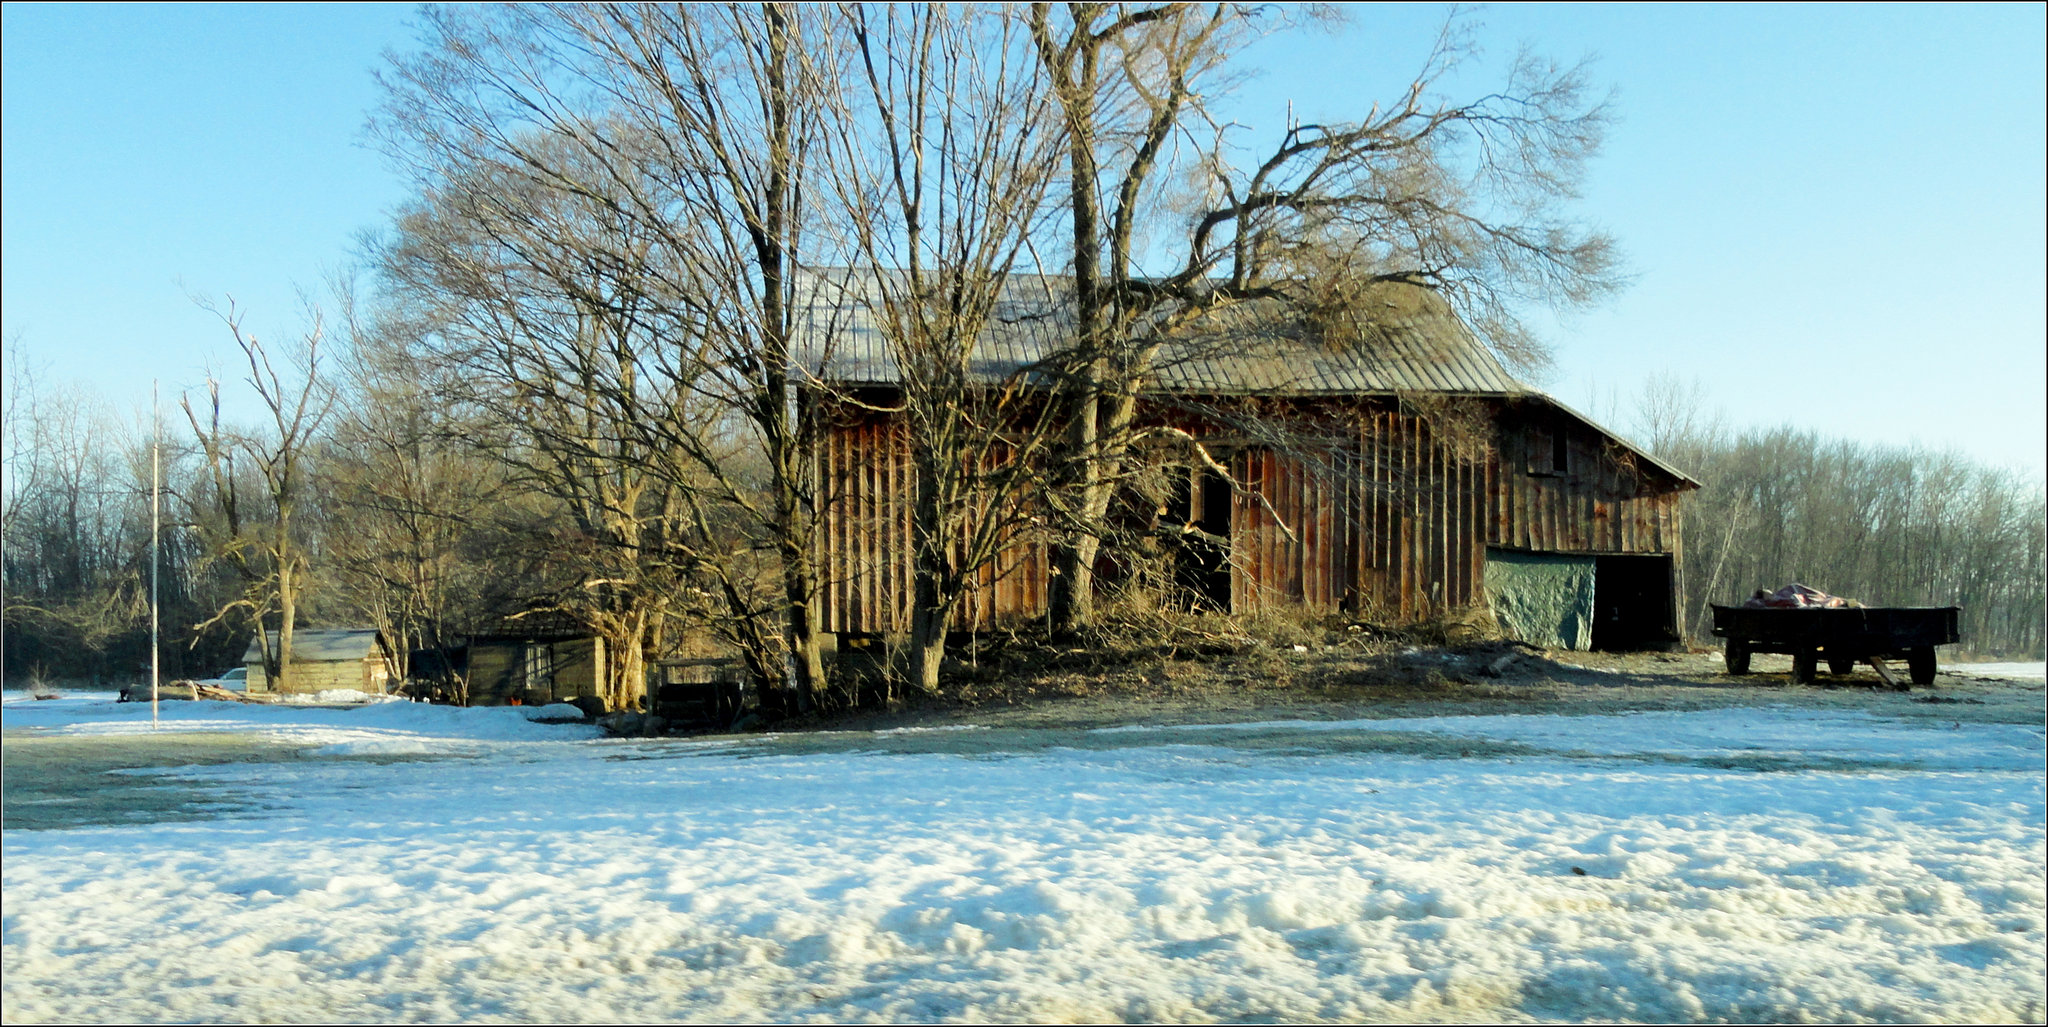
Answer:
0, 348, 538, 687
1, 371, 228, 683
1624, 382, 2044, 657
7, 356, 2039, 690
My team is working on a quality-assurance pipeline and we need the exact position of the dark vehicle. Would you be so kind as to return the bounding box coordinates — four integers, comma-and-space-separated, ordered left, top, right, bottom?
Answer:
652, 658, 746, 732
1711, 605, 1960, 687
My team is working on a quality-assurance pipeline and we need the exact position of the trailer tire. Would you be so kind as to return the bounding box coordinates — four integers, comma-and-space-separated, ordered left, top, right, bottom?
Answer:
1792, 649, 1818, 685
1827, 654, 1857, 676
1908, 646, 1937, 686
1724, 639, 1751, 675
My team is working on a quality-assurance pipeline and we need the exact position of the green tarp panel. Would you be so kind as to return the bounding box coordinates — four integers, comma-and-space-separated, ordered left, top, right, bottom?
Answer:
1484, 549, 1597, 650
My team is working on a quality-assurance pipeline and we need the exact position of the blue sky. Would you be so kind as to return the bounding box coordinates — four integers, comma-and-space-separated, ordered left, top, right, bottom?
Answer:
4, 4, 2043, 477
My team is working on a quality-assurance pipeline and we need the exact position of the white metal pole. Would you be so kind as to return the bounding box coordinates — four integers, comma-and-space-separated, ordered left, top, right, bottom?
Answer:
151, 381, 161, 729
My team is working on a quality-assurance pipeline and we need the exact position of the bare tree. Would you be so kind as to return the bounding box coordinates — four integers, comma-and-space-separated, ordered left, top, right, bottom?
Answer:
1, 335, 45, 550
2, 348, 180, 683
318, 287, 524, 701
820, 4, 1070, 693
378, 2, 846, 708
181, 300, 335, 692
371, 141, 720, 711
1027, 4, 1623, 633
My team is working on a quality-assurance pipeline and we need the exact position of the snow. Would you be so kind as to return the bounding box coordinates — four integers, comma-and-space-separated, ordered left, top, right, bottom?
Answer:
3, 695, 2042, 1023
0, 691, 602, 744
1954, 661, 2048, 680
1116, 708, 2047, 773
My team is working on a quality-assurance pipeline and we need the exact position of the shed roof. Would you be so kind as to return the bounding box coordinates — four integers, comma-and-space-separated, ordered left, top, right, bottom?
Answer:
465, 610, 592, 643
243, 629, 389, 664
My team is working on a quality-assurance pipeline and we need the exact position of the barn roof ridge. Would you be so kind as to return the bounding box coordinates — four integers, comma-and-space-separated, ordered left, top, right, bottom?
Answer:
791, 267, 1522, 395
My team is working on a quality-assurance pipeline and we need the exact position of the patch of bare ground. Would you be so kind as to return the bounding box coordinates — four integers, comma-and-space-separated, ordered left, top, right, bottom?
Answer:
794, 623, 2044, 735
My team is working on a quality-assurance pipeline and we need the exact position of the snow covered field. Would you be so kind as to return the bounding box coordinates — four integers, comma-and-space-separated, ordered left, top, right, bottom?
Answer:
4, 690, 2043, 1023
1957, 661, 2048, 680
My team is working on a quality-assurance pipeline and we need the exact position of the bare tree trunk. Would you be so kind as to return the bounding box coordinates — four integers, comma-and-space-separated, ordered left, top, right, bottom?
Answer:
907, 454, 949, 693
277, 562, 296, 692
1049, 464, 1106, 635
1043, 11, 1106, 637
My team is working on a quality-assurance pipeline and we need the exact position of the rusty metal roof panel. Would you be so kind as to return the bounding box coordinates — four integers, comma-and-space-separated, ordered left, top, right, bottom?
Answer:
1139, 295, 1526, 396
795, 270, 1528, 396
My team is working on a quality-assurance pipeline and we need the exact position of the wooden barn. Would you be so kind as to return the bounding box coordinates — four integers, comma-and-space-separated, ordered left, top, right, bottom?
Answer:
800, 276, 1699, 651
243, 629, 398, 695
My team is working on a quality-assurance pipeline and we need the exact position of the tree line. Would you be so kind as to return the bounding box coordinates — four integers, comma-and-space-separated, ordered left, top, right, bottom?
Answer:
1624, 377, 2045, 658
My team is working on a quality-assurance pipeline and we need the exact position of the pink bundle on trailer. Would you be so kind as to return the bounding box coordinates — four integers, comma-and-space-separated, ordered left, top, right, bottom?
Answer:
1743, 583, 1858, 609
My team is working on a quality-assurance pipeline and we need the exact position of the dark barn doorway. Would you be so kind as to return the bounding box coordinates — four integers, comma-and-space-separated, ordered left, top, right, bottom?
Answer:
1164, 467, 1233, 612
1592, 554, 1677, 650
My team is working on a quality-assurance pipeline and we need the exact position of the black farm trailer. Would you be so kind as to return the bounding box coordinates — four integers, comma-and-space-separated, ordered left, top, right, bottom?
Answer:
1710, 605, 1961, 688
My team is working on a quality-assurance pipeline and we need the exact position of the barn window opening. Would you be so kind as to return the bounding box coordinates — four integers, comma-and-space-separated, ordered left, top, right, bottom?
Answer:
1527, 414, 1572, 477
1486, 551, 1678, 651
1164, 465, 1232, 612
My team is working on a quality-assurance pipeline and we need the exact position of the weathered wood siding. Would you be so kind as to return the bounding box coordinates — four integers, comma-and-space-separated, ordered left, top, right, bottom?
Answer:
246, 654, 392, 695
1231, 405, 1488, 619
820, 408, 913, 634
815, 394, 1690, 633
817, 404, 1049, 634
468, 645, 521, 703
1486, 402, 1685, 557
467, 638, 605, 706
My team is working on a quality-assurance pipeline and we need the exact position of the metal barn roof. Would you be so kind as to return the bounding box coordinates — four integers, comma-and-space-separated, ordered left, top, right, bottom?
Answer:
792, 270, 1524, 395
792, 268, 1696, 485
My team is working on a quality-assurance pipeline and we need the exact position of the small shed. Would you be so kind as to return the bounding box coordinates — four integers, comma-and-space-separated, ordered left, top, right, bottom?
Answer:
244, 629, 398, 695
463, 612, 607, 707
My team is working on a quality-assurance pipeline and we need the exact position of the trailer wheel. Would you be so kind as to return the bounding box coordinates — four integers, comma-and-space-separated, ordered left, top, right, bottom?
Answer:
1792, 649, 1818, 685
1908, 646, 1937, 686
1827, 654, 1857, 676
1723, 639, 1751, 675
